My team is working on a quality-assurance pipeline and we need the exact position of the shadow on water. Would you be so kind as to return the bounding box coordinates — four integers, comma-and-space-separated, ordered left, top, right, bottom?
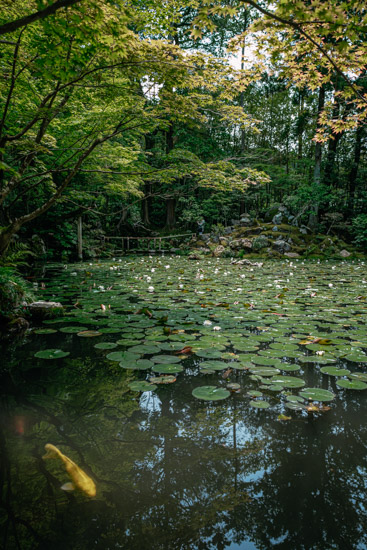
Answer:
1, 257, 367, 549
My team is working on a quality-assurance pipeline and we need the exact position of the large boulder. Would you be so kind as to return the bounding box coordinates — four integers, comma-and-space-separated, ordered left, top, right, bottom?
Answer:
219, 237, 229, 247
273, 239, 291, 254
240, 238, 253, 250
27, 301, 64, 320
339, 249, 351, 258
213, 245, 226, 257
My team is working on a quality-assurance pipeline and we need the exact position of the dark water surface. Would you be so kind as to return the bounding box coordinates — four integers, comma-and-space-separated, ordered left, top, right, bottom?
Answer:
1, 257, 367, 549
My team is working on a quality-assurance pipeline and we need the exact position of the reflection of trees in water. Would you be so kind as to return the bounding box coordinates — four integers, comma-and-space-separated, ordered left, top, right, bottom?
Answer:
1, 360, 367, 549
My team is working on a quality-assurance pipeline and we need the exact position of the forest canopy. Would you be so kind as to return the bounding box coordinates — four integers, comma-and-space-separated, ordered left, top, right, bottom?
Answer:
0, 0, 366, 259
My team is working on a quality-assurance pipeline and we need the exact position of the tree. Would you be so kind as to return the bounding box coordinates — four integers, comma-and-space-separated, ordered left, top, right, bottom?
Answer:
0, 0, 257, 255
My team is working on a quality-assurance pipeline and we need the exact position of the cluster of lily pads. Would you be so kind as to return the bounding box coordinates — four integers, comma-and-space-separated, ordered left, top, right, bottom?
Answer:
31, 256, 367, 416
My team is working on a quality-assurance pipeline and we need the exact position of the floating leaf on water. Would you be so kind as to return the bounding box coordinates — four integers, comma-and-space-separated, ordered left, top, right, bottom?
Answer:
336, 379, 367, 390
152, 364, 184, 374
286, 395, 305, 403
128, 344, 161, 355
192, 386, 230, 401
267, 384, 284, 392
120, 359, 153, 370
151, 354, 181, 364
249, 400, 270, 409
199, 361, 229, 371
278, 414, 292, 421
348, 373, 367, 382
227, 383, 240, 391
247, 390, 263, 398
270, 375, 305, 388
106, 351, 140, 362
285, 402, 307, 411
299, 388, 335, 402
98, 327, 121, 334
33, 328, 57, 334
344, 354, 367, 363
34, 349, 70, 360
128, 381, 157, 392
94, 342, 118, 350
251, 356, 282, 366
60, 326, 87, 334
200, 369, 216, 374
77, 330, 102, 338
250, 366, 281, 377
279, 364, 301, 372
320, 366, 351, 376
195, 349, 223, 359
149, 375, 176, 384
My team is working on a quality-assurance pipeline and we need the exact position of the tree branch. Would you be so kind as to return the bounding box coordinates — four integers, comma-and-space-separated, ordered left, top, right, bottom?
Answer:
240, 0, 367, 104
0, 0, 82, 36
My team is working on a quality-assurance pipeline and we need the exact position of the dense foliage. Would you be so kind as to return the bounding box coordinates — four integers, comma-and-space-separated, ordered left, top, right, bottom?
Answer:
0, 0, 366, 260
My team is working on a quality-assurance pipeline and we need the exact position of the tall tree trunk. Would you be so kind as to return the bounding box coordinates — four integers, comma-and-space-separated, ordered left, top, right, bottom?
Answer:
348, 125, 365, 214
141, 184, 151, 226
308, 85, 325, 229
165, 198, 176, 230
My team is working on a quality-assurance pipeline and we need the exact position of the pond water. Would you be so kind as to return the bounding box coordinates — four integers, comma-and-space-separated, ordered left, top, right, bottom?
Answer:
1, 256, 367, 550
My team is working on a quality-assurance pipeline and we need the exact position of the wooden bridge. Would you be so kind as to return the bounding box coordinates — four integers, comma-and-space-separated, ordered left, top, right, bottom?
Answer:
102, 233, 196, 252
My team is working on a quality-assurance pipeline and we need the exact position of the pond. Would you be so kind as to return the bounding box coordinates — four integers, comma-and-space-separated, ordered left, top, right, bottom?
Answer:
1, 256, 367, 549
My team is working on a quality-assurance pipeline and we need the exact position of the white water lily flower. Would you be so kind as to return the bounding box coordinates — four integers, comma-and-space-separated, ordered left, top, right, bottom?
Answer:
165, 265, 170, 269
151, 268, 155, 272
328, 283, 333, 287
213, 326, 221, 331
316, 351, 325, 356
203, 320, 212, 326
148, 286, 154, 292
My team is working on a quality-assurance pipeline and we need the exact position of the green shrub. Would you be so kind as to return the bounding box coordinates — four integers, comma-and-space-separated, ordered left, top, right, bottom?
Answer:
351, 215, 367, 250
0, 267, 34, 317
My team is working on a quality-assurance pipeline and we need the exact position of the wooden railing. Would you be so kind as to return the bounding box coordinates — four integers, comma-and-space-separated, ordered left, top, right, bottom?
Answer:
102, 233, 195, 252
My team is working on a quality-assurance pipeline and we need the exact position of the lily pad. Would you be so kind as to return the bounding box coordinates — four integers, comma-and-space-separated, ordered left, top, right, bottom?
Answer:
77, 330, 102, 338
106, 351, 140, 362
192, 386, 230, 401
128, 381, 157, 392
247, 390, 263, 398
34, 349, 70, 360
127, 344, 161, 354
286, 395, 305, 403
94, 342, 118, 350
299, 388, 335, 402
270, 375, 305, 388
149, 375, 176, 384
151, 364, 184, 373
249, 400, 270, 409
195, 349, 223, 359
59, 327, 88, 334
151, 354, 181, 364
199, 361, 229, 371
320, 366, 351, 376
336, 379, 367, 390
120, 359, 154, 370
33, 328, 57, 334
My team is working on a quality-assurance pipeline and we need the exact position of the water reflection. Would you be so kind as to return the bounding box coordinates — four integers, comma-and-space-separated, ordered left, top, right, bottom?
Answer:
1, 360, 367, 549
1, 259, 367, 549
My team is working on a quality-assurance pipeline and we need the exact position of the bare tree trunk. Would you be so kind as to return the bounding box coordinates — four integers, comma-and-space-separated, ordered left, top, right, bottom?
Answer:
348, 124, 365, 214
165, 198, 176, 229
308, 85, 325, 229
